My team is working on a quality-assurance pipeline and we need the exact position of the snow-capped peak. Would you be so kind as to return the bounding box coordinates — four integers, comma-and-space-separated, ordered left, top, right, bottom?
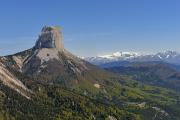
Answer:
112, 52, 122, 57
99, 51, 139, 59
156, 51, 179, 59
84, 50, 180, 65
84, 51, 140, 65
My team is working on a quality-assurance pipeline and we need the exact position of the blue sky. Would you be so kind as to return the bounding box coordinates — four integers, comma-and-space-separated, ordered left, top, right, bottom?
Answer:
0, 0, 179, 57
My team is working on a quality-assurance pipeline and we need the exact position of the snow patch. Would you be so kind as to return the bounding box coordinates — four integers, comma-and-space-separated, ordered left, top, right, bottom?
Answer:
158, 55, 162, 59
166, 55, 170, 58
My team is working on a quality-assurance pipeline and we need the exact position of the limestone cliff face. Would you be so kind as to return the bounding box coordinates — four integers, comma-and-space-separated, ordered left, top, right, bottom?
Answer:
34, 26, 64, 51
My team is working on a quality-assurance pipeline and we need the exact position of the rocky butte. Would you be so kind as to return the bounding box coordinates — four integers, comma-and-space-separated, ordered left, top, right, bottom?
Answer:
21, 25, 89, 82
34, 26, 64, 51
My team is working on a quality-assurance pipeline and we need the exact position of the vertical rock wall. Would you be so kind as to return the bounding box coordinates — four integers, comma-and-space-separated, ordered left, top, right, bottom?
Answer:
34, 26, 64, 51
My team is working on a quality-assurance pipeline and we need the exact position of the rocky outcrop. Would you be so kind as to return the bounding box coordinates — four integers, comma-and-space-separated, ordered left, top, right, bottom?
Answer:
34, 26, 64, 51
0, 62, 31, 99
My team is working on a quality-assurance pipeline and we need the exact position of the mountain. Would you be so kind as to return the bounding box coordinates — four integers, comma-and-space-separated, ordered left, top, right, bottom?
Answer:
134, 51, 180, 65
85, 52, 140, 65
85, 51, 180, 66
0, 26, 118, 97
0, 26, 180, 120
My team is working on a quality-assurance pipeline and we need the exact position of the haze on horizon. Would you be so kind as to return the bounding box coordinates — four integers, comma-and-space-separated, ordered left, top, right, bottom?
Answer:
0, 0, 179, 57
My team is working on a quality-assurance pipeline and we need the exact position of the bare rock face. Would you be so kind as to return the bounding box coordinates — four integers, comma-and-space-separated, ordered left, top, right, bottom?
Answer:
34, 26, 64, 51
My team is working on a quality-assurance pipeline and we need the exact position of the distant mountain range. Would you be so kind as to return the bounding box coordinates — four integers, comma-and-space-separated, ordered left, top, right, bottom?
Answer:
85, 51, 180, 92
85, 51, 180, 66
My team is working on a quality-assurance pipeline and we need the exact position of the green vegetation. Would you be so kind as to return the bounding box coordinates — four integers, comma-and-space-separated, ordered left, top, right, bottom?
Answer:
0, 82, 140, 120
106, 63, 180, 91
0, 70, 180, 120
